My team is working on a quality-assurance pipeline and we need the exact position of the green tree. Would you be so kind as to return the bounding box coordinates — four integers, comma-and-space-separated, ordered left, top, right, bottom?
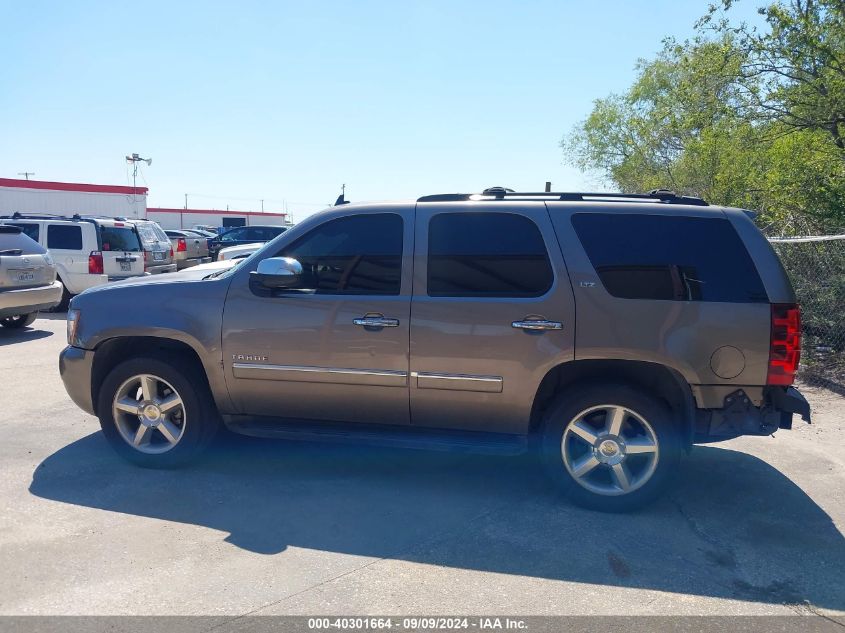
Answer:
563, 38, 761, 204
701, 0, 845, 153
564, 0, 845, 233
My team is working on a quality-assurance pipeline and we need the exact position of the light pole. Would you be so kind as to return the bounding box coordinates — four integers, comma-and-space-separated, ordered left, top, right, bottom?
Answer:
125, 153, 151, 218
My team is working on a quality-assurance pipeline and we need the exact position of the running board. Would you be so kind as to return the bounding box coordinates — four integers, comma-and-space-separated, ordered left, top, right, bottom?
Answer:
223, 416, 528, 456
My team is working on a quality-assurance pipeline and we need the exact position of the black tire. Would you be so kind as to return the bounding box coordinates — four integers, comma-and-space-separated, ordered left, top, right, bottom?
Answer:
540, 383, 682, 512
0, 312, 37, 328
96, 354, 221, 468
52, 280, 71, 312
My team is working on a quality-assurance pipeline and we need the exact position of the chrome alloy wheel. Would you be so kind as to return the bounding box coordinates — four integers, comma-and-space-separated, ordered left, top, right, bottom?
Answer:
112, 374, 186, 454
561, 404, 659, 496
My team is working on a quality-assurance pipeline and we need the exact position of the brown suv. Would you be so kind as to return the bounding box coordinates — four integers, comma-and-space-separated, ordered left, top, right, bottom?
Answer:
58, 189, 810, 511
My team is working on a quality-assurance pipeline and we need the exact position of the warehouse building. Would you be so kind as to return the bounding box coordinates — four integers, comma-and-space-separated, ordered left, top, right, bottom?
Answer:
146, 207, 287, 230
0, 177, 288, 229
0, 177, 147, 218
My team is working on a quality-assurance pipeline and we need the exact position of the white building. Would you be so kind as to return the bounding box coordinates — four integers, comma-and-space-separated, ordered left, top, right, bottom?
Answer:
0, 177, 288, 229
146, 207, 288, 230
0, 177, 147, 218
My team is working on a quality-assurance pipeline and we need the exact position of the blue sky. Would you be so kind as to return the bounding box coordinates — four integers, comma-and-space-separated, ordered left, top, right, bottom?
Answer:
1, 0, 763, 220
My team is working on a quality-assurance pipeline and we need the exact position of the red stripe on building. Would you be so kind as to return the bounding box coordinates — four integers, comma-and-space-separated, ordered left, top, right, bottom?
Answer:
147, 207, 287, 218
0, 178, 148, 195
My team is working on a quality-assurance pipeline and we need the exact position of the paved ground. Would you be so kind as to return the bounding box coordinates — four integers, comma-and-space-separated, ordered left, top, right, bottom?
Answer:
1, 315, 844, 618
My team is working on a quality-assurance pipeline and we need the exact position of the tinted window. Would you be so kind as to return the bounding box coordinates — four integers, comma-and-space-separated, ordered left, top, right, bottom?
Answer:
427, 213, 553, 297
100, 226, 142, 252
572, 213, 768, 303
278, 214, 403, 295
220, 228, 247, 242
47, 225, 82, 250
10, 223, 39, 241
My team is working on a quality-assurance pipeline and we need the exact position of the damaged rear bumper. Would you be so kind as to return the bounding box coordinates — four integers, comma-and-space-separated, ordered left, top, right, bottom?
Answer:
694, 385, 811, 443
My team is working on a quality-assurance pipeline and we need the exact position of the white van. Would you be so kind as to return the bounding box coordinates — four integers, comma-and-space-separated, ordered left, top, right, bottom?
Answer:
1, 213, 147, 309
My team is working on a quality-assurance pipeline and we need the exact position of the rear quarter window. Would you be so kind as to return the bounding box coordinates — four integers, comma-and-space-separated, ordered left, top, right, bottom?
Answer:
47, 225, 83, 250
572, 213, 768, 303
9, 223, 40, 242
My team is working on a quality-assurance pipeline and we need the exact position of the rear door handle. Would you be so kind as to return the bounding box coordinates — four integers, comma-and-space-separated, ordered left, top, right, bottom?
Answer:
512, 319, 563, 331
354, 315, 400, 328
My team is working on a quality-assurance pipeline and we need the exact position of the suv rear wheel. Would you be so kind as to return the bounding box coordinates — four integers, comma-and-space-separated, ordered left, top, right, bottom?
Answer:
540, 384, 682, 512
0, 313, 37, 328
97, 355, 221, 468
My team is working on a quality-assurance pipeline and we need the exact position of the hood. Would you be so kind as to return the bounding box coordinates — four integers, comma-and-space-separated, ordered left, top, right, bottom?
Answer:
75, 262, 235, 300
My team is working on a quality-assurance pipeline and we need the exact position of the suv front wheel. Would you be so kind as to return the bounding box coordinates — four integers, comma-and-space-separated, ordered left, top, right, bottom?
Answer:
540, 384, 682, 512
97, 355, 221, 468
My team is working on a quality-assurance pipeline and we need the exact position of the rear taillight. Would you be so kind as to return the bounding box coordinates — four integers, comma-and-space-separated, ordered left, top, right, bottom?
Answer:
143, 250, 150, 271
88, 251, 104, 275
767, 303, 801, 386
169, 245, 174, 258
176, 238, 187, 252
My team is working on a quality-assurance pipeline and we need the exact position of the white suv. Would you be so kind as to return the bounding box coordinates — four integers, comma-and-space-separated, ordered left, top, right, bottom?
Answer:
1, 214, 147, 309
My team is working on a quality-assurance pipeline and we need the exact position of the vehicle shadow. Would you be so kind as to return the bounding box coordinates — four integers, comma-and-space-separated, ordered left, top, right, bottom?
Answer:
0, 327, 53, 346
29, 432, 845, 610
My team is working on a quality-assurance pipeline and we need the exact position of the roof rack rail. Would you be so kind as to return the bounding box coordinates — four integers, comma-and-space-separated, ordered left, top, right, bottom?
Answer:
0, 212, 98, 223
417, 187, 708, 206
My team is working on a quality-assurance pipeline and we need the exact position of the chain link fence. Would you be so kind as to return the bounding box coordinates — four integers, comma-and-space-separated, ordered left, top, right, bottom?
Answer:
770, 234, 845, 394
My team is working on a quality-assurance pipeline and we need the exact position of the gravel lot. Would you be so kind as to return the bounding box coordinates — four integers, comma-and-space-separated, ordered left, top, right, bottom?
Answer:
1, 315, 843, 619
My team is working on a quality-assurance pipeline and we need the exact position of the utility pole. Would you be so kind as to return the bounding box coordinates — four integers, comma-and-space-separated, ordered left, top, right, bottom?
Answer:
545, 181, 552, 192
261, 199, 264, 213
125, 153, 151, 194
184, 194, 188, 210
17, 172, 35, 180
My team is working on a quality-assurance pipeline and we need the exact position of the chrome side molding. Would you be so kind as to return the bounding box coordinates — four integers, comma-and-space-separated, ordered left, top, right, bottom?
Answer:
232, 363, 408, 387
411, 371, 503, 393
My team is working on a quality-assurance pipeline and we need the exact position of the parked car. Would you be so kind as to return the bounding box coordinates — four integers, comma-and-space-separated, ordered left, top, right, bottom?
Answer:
0, 224, 63, 327
131, 220, 177, 275
207, 225, 287, 259
164, 230, 213, 270
217, 242, 263, 261
192, 225, 219, 234
59, 188, 810, 512
180, 228, 216, 252
1, 213, 146, 310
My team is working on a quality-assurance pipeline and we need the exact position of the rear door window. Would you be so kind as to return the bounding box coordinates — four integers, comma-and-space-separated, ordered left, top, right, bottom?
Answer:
571, 213, 768, 303
47, 225, 83, 250
100, 225, 142, 252
427, 213, 553, 297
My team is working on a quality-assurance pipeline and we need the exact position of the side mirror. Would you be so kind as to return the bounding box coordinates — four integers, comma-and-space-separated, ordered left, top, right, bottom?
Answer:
250, 256, 302, 289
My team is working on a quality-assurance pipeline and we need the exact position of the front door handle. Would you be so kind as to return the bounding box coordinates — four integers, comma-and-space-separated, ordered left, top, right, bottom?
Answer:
353, 315, 400, 328
512, 319, 563, 331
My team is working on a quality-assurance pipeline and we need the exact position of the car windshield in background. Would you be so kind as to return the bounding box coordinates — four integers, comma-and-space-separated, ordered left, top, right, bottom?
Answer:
100, 226, 141, 252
